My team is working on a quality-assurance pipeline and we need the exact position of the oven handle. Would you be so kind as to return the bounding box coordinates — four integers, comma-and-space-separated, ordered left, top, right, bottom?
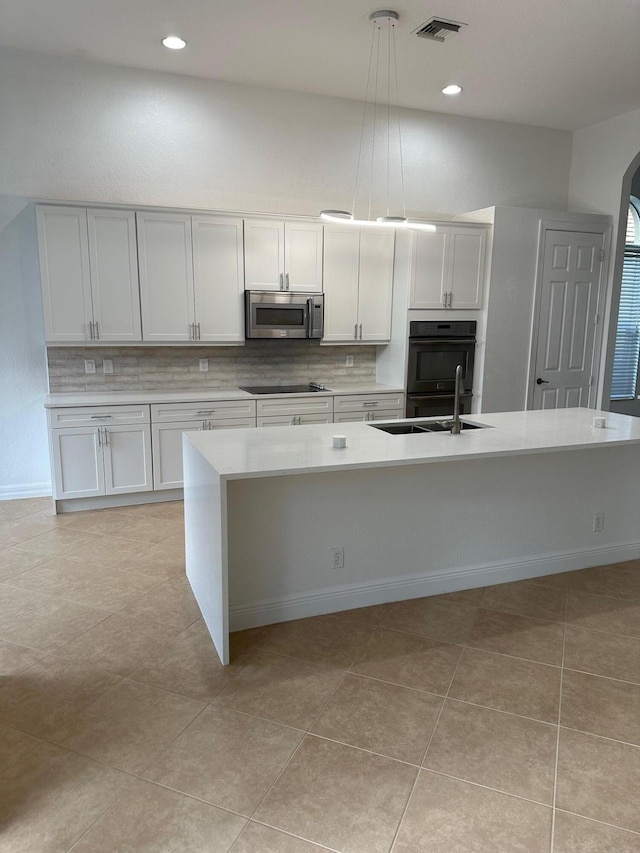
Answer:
407, 393, 473, 401
409, 338, 476, 345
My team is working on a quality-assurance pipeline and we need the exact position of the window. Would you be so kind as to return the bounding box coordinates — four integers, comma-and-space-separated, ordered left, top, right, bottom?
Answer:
611, 199, 640, 399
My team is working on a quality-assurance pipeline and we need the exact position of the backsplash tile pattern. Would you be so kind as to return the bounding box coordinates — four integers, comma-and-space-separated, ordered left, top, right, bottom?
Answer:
47, 344, 377, 393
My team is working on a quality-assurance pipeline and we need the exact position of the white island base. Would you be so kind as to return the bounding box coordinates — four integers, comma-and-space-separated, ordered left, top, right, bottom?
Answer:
183, 409, 640, 664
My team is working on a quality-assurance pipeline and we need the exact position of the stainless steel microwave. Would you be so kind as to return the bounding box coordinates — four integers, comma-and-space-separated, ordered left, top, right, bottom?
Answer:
245, 291, 324, 339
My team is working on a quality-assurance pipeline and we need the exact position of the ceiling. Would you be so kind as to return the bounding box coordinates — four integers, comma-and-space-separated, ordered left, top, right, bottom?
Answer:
1, 0, 640, 131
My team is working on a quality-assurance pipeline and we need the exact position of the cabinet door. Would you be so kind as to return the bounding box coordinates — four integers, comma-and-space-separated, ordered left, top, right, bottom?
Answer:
37, 206, 93, 342
50, 427, 104, 499
87, 210, 142, 341
409, 229, 448, 309
152, 421, 203, 490
284, 222, 323, 293
192, 217, 244, 342
322, 227, 360, 342
244, 219, 285, 290
357, 229, 395, 342
137, 213, 195, 341
103, 424, 153, 495
448, 227, 486, 309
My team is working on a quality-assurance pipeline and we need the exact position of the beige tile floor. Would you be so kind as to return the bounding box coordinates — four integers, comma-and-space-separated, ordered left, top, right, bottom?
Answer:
1, 497, 640, 852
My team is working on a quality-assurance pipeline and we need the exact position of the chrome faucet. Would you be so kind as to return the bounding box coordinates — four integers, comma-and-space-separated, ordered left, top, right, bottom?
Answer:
437, 364, 463, 434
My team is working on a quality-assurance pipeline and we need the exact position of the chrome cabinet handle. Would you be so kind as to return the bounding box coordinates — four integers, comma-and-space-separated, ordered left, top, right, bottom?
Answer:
285, 273, 290, 291
197, 323, 201, 340
354, 323, 358, 340
443, 292, 447, 308
94, 321, 99, 340
189, 323, 193, 340
279, 273, 284, 291
197, 410, 216, 415
362, 401, 379, 407
88, 322, 93, 340
90, 415, 112, 419
102, 427, 108, 447
448, 292, 453, 308
97, 427, 102, 447
359, 324, 363, 340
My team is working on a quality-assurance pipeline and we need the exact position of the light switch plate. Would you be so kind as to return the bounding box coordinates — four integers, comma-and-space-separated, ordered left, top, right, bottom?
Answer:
84, 359, 96, 374
345, 355, 354, 367
102, 359, 113, 374
199, 358, 209, 372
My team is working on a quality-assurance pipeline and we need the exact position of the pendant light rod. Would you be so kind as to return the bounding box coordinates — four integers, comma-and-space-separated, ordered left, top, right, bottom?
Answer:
320, 9, 435, 232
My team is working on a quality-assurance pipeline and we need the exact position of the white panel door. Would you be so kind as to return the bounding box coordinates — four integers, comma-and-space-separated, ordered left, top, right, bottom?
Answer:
152, 421, 203, 490
448, 227, 486, 309
51, 427, 104, 499
284, 222, 323, 293
357, 229, 395, 342
244, 219, 285, 290
531, 230, 604, 410
192, 216, 244, 342
37, 206, 93, 342
103, 424, 153, 494
409, 229, 447, 309
87, 209, 142, 341
322, 226, 360, 342
137, 212, 195, 341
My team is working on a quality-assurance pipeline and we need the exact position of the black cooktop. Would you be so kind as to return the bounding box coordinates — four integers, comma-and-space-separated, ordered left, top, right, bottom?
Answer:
239, 384, 330, 395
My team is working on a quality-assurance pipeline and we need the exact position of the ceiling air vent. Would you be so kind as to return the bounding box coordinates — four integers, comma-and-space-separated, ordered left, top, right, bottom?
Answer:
413, 17, 466, 42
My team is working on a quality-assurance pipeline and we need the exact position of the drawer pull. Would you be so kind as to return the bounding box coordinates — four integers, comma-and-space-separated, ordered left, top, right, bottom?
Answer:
90, 415, 112, 419
362, 401, 379, 406
197, 410, 216, 415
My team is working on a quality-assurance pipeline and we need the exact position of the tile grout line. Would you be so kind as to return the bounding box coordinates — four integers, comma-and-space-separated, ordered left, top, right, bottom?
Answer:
554, 807, 640, 837
549, 586, 569, 853
388, 640, 466, 852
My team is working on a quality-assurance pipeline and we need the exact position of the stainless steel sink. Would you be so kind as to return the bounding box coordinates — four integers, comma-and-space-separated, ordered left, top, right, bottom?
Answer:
369, 421, 484, 435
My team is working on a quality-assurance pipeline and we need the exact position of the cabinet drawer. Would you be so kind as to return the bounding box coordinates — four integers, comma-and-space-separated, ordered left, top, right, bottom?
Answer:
48, 405, 150, 428
256, 396, 333, 417
333, 409, 404, 423
150, 399, 256, 423
333, 393, 404, 414
257, 413, 333, 428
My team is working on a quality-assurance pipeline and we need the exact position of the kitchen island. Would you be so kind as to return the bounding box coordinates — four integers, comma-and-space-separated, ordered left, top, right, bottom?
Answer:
183, 408, 640, 664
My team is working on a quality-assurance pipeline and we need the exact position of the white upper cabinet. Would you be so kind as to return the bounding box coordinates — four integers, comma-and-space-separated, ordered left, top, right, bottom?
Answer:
137, 212, 195, 341
410, 225, 487, 310
192, 216, 244, 342
357, 230, 395, 341
323, 225, 395, 343
38, 206, 141, 343
86, 210, 141, 341
138, 212, 244, 343
244, 219, 323, 292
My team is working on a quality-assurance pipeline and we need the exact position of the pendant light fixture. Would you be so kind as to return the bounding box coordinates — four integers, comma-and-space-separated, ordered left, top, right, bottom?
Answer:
320, 10, 435, 232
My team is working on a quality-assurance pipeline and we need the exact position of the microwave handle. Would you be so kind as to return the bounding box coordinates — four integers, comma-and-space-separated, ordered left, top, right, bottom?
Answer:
307, 298, 314, 338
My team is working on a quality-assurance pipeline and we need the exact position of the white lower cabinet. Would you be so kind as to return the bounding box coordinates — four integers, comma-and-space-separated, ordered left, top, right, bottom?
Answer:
257, 413, 333, 427
255, 395, 333, 427
150, 400, 256, 489
332, 392, 405, 422
51, 422, 152, 499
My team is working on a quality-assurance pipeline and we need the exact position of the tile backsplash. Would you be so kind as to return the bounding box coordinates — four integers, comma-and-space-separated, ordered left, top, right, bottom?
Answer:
47, 344, 377, 393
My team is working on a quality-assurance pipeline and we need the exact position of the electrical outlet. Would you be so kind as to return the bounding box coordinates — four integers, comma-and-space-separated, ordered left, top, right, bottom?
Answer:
199, 358, 209, 372
102, 359, 113, 374
330, 547, 344, 569
593, 512, 605, 533
84, 359, 96, 374
345, 355, 354, 367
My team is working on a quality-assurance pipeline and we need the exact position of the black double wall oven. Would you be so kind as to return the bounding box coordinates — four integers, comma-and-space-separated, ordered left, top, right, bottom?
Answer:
406, 321, 476, 418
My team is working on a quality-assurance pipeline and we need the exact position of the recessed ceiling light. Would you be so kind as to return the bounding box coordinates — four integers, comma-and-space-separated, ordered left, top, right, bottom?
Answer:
162, 36, 187, 50
442, 84, 463, 96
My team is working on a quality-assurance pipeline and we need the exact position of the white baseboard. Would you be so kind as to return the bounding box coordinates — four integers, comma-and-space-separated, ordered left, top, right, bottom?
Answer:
0, 482, 52, 501
229, 541, 640, 631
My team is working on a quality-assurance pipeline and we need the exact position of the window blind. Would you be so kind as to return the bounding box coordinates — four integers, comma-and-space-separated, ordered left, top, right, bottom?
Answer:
611, 246, 640, 399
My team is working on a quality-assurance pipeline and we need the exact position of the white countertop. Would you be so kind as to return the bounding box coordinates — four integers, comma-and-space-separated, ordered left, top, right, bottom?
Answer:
185, 408, 640, 480
44, 383, 403, 408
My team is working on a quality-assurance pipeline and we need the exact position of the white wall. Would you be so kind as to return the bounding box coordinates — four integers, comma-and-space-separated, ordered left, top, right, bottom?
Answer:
0, 46, 575, 493
569, 108, 640, 407
0, 198, 50, 497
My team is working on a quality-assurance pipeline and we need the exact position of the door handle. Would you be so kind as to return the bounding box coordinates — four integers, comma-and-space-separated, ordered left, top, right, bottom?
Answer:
536, 378, 549, 385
